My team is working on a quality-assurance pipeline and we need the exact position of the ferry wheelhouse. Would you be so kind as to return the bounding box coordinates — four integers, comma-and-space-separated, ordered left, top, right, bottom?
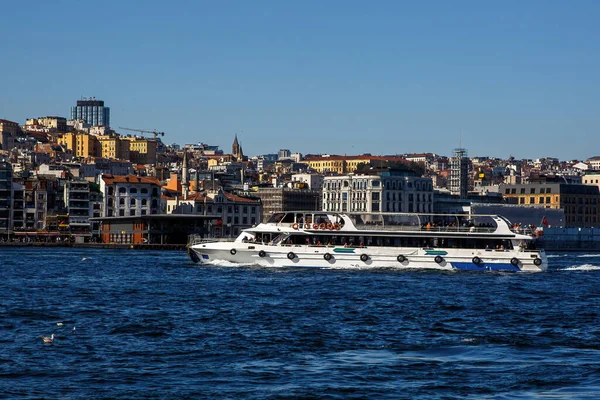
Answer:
187, 211, 548, 272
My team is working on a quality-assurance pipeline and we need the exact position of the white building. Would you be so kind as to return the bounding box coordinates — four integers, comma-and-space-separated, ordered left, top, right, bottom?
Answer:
100, 174, 162, 217
322, 170, 434, 213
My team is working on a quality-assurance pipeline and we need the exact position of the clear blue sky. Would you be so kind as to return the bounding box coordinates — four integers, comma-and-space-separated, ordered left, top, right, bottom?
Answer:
1, 0, 599, 160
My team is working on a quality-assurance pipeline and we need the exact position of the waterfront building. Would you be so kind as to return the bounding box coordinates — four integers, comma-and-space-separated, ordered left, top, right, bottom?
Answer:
100, 174, 162, 218
322, 169, 433, 213
0, 161, 12, 238
252, 187, 321, 222
449, 148, 470, 198
70, 98, 110, 127
165, 187, 261, 238
500, 182, 600, 227
63, 180, 93, 237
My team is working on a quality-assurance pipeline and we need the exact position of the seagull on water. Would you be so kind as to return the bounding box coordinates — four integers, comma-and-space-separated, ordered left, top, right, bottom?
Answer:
40, 334, 55, 343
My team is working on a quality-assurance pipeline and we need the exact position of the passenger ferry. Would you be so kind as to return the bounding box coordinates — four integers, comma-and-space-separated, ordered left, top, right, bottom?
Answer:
187, 211, 548, 272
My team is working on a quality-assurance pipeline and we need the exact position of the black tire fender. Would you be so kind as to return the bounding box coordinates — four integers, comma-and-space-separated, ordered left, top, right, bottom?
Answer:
397, 255, 406, 263
287, 252, 296, 260
230, 248, 237, 255
360, 254, 369, 262
258, 250, 266, 258
472, 256, 481, 265
324, 253, 332, 261
510, 257, 519, 266
533, 257, 542, 266
434, 255, 444, 264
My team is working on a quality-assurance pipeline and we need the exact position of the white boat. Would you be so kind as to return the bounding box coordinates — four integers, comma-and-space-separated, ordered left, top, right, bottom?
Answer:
187, 211, 548, 272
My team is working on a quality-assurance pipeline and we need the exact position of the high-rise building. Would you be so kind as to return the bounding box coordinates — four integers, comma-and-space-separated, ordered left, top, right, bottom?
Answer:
450, 148, 470, 198
70, 98, 110, 127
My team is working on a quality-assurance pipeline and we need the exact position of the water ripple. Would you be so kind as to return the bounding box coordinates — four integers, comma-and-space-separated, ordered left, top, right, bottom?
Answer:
1, 248, 599, 398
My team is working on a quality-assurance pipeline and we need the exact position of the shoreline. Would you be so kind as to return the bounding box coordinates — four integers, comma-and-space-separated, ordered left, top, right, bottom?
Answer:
0, 242, 187, 251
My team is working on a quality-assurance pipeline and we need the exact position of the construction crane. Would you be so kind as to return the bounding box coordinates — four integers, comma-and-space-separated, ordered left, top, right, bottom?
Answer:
119, 127, 165, 141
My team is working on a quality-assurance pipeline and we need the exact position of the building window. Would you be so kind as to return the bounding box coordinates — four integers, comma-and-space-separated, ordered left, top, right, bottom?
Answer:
530, 197, 535, 204
520, 188, 525, 194
546, 197, 551, 203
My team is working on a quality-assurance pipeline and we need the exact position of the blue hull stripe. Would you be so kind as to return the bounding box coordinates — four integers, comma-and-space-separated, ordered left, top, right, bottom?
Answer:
451, 262, 520, 272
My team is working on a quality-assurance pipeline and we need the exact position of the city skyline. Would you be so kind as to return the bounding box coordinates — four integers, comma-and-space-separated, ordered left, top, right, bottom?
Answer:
1, 1, 599, 160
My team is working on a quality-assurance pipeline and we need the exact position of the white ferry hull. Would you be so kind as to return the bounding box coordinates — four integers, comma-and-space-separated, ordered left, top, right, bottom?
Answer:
188, 242, 548, 272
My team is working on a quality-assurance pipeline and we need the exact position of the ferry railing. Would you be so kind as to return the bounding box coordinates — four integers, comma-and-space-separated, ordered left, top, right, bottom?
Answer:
351, 224, 497, 234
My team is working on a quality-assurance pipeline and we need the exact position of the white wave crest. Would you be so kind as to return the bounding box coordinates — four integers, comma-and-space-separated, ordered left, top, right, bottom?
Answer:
563, 264, 600, 271
576, 254, 600, 258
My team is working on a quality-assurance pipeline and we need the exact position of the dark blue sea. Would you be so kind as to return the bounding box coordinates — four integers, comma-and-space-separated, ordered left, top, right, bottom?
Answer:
2, 248, 600, 399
